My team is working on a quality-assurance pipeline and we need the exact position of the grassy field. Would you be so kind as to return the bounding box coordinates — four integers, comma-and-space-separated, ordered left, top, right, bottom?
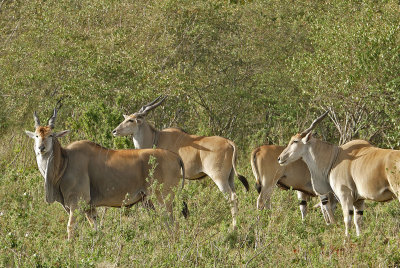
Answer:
1, 0, 400, 266
1, 162, 399, 267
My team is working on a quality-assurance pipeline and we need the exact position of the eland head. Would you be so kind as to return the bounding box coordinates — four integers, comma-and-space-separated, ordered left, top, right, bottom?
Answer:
112, 95, 167, 137
25, 101, 70, 156
278, 111, 329, 166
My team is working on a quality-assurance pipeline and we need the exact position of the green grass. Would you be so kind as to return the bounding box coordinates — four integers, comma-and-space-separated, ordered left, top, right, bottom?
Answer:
1, 166, 399, 267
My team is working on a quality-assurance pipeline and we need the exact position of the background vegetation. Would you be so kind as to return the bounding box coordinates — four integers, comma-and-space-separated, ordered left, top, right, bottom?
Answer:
0, 0, 399, 266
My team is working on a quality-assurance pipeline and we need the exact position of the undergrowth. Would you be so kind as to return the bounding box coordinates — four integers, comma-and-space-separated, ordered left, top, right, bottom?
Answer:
0, 166, 399, 267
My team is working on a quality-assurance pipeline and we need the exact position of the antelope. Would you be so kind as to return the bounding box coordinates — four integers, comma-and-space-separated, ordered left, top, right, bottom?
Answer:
278, 111, 400, 236
252, 145, 337, 223
112, 96, 249, 228
25, 104, 186, 240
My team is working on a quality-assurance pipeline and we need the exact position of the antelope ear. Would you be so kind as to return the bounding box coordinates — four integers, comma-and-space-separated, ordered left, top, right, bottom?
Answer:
135, 117, 143, 124
55, 130, 70, 138
302, 132, 312, 144
25, 130, 36, 138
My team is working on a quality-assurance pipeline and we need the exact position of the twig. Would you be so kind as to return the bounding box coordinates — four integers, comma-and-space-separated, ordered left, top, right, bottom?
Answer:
0, 0, 5, 11
3, 21, 20, 47
8, 137, 28, 168
245, 241, 272, 267
115, 243, 124, 267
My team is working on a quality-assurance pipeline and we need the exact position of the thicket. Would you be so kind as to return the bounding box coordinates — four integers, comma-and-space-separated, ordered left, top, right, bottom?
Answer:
0, 0, 399, 266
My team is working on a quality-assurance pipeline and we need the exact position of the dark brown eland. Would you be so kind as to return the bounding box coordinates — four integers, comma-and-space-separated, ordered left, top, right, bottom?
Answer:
25, 104, 186, 240
278, 111, 400, 236
112, 95, 249, 228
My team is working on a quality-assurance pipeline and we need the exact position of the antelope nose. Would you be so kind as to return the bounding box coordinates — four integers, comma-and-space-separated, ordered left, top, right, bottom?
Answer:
39, 145, 45, 152
112, 129, 117, 135
277, 157, 281, 162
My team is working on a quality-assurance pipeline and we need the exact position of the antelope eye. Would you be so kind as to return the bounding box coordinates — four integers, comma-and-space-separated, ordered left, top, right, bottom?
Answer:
293, 140, 298, 143
128, 119, 134, 123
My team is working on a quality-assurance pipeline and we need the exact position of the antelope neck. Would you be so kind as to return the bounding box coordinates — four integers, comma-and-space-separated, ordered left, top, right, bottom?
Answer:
35, 139, 68, 185
302, 139, 339, 195
36, 151, 52, 178
132, 123, 158, 149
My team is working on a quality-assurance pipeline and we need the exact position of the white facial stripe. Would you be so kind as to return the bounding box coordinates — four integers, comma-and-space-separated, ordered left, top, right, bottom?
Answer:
32, 134, 53, 156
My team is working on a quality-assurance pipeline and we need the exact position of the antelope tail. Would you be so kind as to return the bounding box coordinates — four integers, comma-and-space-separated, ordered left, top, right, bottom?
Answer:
178, 157, 189, 218
228, 140, 249, 191
178, 157, 186, 190
251, 148, 262, 194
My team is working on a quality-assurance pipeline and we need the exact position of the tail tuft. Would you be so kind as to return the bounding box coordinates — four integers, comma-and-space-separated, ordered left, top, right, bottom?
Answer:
255, 182, 261, 194
181, 201, 189, 219
238, 175, 249, 192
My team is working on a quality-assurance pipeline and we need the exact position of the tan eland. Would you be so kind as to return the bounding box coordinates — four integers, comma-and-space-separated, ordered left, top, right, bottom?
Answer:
25, 104, 186, 240
278, 111, 400, 236
252, 145, 337, 223
112, 96, 249, 228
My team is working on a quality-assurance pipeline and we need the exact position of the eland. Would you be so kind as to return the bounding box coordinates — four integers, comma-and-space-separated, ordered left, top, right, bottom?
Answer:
252, 145, 337, 223
25, 103, 186, 240
112, 96, 249, 228
278, 111, 400, 236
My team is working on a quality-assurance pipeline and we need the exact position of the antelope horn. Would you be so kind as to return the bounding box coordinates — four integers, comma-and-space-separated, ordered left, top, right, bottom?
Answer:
48, 109, 57, 129
300, 110, 329, 137
48, 99, 63, 129
136, 95, 167, 116
34, 111, 41, 128
138, 95, 163, 113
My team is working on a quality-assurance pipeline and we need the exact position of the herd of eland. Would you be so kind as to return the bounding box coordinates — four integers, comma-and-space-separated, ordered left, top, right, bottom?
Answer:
25, 97, 400, 240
